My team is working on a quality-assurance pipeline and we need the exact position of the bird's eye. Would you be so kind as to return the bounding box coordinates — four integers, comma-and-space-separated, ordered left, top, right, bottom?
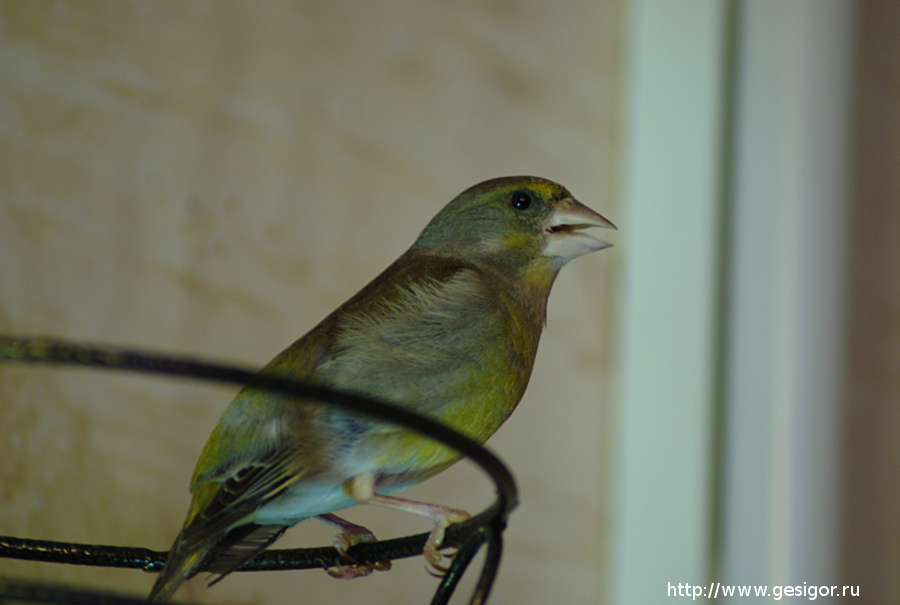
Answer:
510, 191, 532, 211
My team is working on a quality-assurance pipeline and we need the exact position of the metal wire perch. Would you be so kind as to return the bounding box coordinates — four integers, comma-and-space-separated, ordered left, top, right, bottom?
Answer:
0, 336, 519, 605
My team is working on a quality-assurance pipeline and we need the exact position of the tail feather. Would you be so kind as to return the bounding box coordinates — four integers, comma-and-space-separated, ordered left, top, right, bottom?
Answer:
147, 524, 289, 602
206, 524, 288, 583
147, 538, 213, 602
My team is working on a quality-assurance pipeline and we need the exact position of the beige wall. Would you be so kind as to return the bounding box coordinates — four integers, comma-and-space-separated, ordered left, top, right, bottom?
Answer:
0, 2, 621, 603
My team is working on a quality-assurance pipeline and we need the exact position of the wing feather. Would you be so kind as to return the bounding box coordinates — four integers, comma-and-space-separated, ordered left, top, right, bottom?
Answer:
150, 445, 304, 599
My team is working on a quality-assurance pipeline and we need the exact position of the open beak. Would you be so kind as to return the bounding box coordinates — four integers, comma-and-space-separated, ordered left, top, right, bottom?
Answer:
543, 197, 617, 260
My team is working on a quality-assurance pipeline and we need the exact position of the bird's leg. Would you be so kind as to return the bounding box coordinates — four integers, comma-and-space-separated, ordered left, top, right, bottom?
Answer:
316, 513, 392, 578
369, 494, 471, 574
343, 474, 471, 574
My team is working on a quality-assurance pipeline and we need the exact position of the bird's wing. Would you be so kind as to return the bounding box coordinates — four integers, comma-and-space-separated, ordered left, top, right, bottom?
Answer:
151, 444, 304, 597
183, 444, 302, 546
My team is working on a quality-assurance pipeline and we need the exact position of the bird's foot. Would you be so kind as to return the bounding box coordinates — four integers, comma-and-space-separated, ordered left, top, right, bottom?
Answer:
341, 474, 472, 575
420, 506, 471, 575
360, 492, 471, 576
316, 513, 392, 579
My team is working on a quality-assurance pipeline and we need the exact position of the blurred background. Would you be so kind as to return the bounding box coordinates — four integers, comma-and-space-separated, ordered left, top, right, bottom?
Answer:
0, 1, 895, 604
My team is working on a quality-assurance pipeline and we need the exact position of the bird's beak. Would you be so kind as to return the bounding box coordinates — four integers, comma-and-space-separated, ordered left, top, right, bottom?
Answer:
543, 197, 617, 260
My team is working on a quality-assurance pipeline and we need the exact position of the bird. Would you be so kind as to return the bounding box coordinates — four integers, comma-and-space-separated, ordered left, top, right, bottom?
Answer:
148, 175, 615, 601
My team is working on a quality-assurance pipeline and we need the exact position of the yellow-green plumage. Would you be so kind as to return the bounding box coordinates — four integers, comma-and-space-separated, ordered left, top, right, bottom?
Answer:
149, 176, 614, 601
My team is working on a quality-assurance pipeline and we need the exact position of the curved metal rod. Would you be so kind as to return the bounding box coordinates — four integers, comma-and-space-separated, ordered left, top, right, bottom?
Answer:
469, 524, 505, 605
429, 522, 505, 605
0, 335, 519, 604
0, 507, 497, 571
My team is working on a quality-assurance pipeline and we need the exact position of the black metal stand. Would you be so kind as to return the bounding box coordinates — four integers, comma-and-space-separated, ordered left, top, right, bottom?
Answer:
0, 336, 518, 605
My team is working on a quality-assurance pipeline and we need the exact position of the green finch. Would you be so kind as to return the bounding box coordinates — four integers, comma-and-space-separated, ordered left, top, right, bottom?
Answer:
148, 176, 615, 601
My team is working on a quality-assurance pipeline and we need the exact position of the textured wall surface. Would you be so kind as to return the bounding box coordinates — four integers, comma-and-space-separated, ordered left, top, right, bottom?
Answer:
0, 2, 621, 603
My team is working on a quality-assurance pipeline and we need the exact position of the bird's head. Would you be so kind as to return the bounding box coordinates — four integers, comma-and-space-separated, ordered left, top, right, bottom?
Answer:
412, 176, 615, 275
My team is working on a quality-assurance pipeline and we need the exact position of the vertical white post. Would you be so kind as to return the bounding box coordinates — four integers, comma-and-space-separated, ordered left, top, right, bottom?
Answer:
719, 1, 854, 598
612, 2, 729, 603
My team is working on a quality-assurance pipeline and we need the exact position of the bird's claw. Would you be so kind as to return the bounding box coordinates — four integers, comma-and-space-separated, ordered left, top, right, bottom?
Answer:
421, 509, 471, 576
424, 550, 455, 577
325, 560, 390, 579
325, 522, 392, 579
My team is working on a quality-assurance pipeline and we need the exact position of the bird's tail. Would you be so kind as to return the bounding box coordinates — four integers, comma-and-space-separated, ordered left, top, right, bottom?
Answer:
147, 536, 212, 602
148, 523, 289, 602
